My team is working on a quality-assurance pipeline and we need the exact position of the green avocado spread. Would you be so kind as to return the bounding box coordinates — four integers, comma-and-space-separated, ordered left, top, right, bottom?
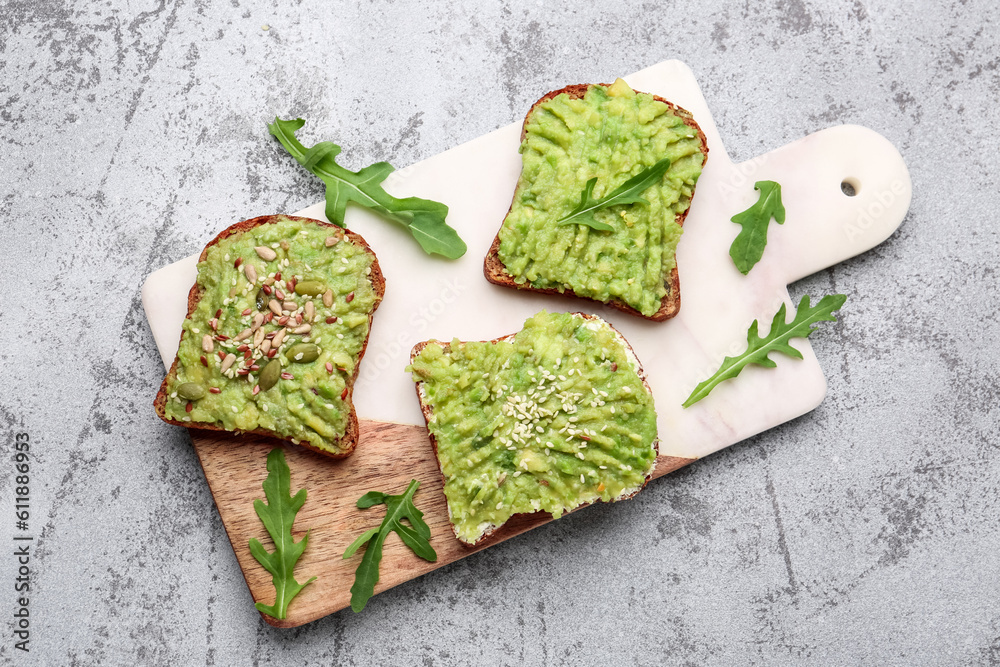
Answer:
498, 79, 705, 317
162, 216, 379, 455
408, 311, 658, 544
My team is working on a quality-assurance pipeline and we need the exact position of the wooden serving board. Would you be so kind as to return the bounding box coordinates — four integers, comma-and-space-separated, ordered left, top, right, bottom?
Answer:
142, 61, 911, 626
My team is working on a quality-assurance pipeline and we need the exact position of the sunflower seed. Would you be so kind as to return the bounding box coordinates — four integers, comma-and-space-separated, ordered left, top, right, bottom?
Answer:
255, 246, 277, 261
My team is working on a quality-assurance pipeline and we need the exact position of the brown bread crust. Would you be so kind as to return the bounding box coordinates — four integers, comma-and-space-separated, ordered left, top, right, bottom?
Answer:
483, 83, 709, 321
410, 312, 659, 547
153, 214, 385, 459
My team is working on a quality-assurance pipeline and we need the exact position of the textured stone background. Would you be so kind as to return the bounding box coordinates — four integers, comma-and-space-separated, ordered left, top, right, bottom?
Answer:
1, 0, 998, 664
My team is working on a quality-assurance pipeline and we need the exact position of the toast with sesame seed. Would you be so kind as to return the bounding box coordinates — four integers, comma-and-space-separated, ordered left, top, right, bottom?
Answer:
408, 311, 658, 547
154, 214, 385, 459
484, 80, 709, 321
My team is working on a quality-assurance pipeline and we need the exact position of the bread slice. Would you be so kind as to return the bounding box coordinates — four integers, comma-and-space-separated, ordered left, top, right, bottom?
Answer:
484, 82, 709, 321
409, 311, 659, 547
154, 214, 385, 459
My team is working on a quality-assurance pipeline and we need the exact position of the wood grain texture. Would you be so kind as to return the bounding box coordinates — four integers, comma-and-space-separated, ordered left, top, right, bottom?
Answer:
191, 419, 696, 628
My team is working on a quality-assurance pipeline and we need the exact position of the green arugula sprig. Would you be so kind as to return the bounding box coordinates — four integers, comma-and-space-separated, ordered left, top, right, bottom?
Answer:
343, 479, 437, 612
729, 180, 786, 274
682, 294, 847, 408
557, 157, 673, 231
268, 117, 467, 259
249, 448, 317, 620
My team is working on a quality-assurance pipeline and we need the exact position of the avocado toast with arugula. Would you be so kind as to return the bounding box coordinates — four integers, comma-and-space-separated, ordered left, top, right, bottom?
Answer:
485, 79, 709, 320
155, 214, 384, 458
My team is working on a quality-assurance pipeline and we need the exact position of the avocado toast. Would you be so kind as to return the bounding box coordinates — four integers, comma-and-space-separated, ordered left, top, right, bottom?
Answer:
408, 311, 659, 547
485, 79, 709, 320
155, 214, 384, 458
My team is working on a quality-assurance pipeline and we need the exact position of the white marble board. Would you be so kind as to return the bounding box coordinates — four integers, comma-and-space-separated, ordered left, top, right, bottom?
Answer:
142, 60, 911, 461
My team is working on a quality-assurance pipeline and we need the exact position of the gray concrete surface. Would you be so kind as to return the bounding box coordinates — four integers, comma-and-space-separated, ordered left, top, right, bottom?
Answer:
1, 0, 998, 664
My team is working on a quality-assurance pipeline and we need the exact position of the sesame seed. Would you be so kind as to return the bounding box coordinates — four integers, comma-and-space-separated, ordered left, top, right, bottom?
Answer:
496, 501, 503, 510
231, 406, 238, 413
262, 404, 269, 412
580, 474, 585, 483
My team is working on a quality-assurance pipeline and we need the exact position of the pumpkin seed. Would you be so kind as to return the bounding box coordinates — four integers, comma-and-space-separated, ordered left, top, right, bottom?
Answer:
259, 358, 282, 391
295, 280, 325, 296
285, 343, 320, 363
177, 382, 206, 401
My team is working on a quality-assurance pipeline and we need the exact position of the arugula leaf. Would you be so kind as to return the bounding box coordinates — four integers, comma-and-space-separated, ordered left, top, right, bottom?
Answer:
249, 448, 317, 620
682, 294, 847, 408
557, 157, 673, 231
729, 180, 786, 275
268, 117, 467, 259
343, 479, 436, 612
